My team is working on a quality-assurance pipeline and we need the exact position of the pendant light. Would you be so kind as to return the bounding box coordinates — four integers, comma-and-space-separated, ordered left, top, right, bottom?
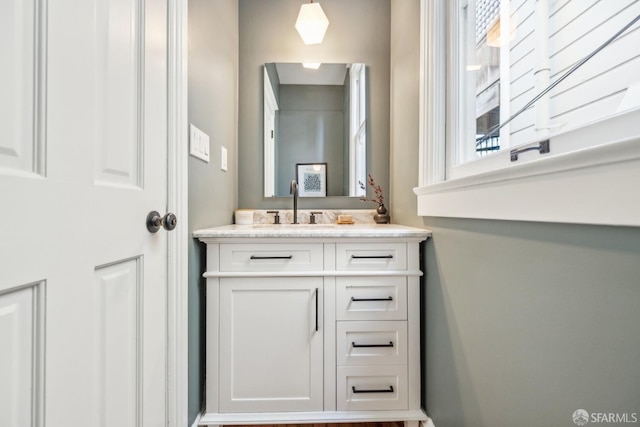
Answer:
295, 1, 329, 45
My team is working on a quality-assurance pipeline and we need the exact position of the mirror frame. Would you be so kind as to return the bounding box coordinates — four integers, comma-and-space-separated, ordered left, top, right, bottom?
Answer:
263, 63, 367, 198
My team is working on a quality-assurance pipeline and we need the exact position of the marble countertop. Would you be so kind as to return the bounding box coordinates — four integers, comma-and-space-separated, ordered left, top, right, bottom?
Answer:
193, 223, 432, 240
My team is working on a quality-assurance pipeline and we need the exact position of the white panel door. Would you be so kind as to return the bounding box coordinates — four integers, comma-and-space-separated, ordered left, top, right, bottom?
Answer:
0, 1, 169, 426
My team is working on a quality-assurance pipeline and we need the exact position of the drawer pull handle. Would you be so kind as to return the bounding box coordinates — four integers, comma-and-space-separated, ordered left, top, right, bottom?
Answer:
249, 255, 293, 260
352, 341, 394, 348
351, 296, 393, 302
352, 385, 394, 394
351, 255, 394, 259
315, 288, 319, 332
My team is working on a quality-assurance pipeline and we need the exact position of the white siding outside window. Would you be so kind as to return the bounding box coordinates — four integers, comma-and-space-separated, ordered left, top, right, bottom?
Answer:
508, 0, 640, 146
416, 0, 640, 226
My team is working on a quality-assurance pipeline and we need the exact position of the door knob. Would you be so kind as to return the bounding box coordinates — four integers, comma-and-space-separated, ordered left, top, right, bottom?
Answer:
146, 211, 178, 233
163, 212, 177, 230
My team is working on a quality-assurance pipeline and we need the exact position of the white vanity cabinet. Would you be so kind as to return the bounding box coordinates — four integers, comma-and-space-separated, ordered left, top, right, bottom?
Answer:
194, 224, 430, 426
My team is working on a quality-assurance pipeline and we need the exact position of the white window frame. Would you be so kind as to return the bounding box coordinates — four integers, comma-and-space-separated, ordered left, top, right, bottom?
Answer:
415, 0, 640, 227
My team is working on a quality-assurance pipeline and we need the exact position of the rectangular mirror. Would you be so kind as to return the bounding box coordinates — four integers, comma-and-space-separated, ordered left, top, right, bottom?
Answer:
264, 63, 367, 198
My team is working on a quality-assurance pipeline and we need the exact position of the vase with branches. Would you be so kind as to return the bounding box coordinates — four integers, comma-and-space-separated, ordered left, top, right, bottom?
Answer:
359, 174, 390, 224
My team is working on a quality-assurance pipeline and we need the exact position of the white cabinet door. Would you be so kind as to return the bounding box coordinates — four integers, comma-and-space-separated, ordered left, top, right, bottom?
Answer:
0, 1, 169, 426
219, 277, 323, 412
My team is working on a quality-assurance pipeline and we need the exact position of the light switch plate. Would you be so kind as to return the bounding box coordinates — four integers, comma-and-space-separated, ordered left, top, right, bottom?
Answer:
221, 146, 228, 171
190, 124, 210, 163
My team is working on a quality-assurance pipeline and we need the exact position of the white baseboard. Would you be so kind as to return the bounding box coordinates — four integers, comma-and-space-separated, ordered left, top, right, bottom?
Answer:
195, 411, 433, 427
199, 410, 427, 425
421, 417, 436, 427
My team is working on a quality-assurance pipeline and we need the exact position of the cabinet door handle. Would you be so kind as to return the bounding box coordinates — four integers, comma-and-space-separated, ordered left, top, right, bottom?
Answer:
249, 255, 293, 260
350, 296, 393, 302
315, 288, 319, 332
352, 341, 394, 348
352, 385, 394, 394
350, 255, 394, 259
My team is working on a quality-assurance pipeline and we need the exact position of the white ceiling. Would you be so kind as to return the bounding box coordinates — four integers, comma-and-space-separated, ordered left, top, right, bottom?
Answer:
274, 63, 349, 85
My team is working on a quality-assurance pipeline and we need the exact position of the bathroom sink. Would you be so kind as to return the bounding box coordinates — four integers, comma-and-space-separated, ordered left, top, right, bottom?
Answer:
251, 223, 337, 229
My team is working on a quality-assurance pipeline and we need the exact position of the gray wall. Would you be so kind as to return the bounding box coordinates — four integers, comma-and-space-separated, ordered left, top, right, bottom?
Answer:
188, 0, 238, 424
390, 0, 421, 228
390, 1, 640, 426
238, 0, 390, 210
422, 219, 640, 427
277, 85, 344, 197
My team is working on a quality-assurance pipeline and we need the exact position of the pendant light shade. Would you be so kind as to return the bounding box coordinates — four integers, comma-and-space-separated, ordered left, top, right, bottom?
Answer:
295, 2, 329, 45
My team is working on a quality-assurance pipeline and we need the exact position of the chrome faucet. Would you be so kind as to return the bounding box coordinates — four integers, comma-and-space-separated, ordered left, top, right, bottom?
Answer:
290, 179, 299, 224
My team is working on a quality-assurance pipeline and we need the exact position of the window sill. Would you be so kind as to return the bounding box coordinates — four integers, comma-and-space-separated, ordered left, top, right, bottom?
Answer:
414, 137, 640, 226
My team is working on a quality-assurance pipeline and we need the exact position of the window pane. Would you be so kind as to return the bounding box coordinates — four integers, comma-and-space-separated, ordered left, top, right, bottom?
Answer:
456, 0, 640, 165
473, 0, 502, 157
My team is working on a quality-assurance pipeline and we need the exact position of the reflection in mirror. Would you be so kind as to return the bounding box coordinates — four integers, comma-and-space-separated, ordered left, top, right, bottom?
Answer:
264, 63, 366, 198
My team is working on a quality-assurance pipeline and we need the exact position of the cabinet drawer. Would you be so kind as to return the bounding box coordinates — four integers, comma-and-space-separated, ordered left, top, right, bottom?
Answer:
336, 321, 407, 366
336, 276, 407, 321
219, 243, 323, 272
337, 366, 408, 411
336, 243, 407, 271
